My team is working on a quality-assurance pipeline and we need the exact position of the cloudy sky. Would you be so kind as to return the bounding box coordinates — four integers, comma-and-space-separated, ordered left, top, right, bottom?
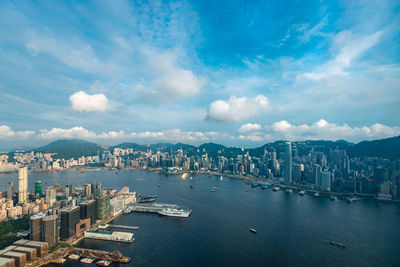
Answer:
0, 0, 399, 150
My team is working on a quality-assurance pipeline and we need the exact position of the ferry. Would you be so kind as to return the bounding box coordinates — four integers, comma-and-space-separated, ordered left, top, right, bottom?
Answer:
84, 229, 135, 242
68, 254, 80, 260
158, 207, 192, 217
299, 190, 305, 195
249, 228, 257, 234
272, 187, 280, 191
81, 258, 95, 264
96, 260, 112, 266
286, 189, 293, 193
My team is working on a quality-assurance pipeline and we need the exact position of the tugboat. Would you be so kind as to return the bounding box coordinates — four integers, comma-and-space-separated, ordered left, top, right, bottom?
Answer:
96, 260, 112, 266
249, 228, 257, 234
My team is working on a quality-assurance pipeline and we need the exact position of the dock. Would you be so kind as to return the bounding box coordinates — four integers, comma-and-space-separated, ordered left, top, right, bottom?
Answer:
98, 223, 139, 230
128, 203, 180, 213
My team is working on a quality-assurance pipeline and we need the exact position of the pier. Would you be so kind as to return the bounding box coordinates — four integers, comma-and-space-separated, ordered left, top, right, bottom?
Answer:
128, 203, 180, 213
98, 223, 139, 230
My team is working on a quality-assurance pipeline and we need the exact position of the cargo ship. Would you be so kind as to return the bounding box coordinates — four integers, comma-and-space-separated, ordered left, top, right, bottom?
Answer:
84, 229, 135, 242
158, 207, 192, 217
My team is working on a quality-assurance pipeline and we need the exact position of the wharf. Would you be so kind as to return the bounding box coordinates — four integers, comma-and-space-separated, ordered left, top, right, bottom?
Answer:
128, 203, 180, 213
107, 224, 139, 230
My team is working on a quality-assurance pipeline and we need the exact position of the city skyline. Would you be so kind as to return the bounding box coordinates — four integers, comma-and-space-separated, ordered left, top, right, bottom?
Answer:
0, 1, 399, 150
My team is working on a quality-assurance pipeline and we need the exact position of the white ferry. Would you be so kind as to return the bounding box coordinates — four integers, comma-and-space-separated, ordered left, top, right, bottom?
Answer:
84, 230, 134, 242
158, 207, 192, 217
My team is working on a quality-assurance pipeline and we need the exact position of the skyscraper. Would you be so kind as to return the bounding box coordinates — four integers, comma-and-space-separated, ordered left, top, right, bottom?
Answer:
18, 166, 28, 204
61, 206, 80, 239
34, 181, 42, 198
42, 215, 58, 248
7, 181, 14, 200
284, 142, 292, 184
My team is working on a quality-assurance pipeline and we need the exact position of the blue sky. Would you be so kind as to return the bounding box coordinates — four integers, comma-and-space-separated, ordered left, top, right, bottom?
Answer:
0, 0, 399, 150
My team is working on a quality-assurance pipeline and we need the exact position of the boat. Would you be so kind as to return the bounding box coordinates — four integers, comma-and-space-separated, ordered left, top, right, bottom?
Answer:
190, 185, 193, 189
123, 207, 132, 214
299, 190, 305, 195
51, 258, 66, 264
211, 187, 216, 192
330, 195, 337, 201
286, 189, 293, 193
261, 183, 270, 189
249, 228, 257, 233
314, 192, 320, 197
84, 230, 135, 242
81, 258, 95, 264
220, 176, 223, 181
68, 254, 80, 260
96, 260, 112, 266
272, 187, 280, 191
347, 197, 357, 203
137, 195, 158, 203
158, 207, 192, 217
252, 182, 260, 188
329, 241, 346, 248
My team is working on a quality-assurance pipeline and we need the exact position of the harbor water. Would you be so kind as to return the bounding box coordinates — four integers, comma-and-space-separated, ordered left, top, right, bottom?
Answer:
1, 169, 400, 266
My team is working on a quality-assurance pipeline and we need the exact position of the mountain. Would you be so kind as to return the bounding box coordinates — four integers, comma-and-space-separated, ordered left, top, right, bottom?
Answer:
34, 139, 104, 159
111, 142, 147, 151
348, 135, 400, 159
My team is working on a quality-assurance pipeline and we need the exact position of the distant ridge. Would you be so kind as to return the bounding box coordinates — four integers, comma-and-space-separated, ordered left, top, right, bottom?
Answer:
6, 135, 398, 160
34, 139, 104, 159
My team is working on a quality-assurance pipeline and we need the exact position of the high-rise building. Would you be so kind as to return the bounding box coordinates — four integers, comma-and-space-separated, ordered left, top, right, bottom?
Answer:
284, 142, 292, 184
61, 206, 80, 239
45, 187, 57, 208
314, 164, 322, 187
320, 171, 331, 191
65, 185, 72, 197
30, 214, 44, 241
34, 181, 42, 198
95, 195, 110, 220
7, 181, 14, 200
82, 184, 91, 198
80, 200, 96, 225
18, 166, 28, 204
42, 215, 58, 248
94, 182, 103, 198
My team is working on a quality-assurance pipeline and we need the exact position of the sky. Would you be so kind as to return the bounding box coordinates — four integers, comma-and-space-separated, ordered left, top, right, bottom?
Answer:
0, 0, 399, 151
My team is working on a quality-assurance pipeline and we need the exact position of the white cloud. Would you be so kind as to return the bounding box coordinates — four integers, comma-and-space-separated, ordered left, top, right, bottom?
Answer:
264, 119, 400, 142
301, 30, 383, 81
238, 123, 262, 133
38, 127, 126, 140
69, 91, 110, 112
207, 95, 269, 122
0, 125, 34, 139
130, 129, 231, 143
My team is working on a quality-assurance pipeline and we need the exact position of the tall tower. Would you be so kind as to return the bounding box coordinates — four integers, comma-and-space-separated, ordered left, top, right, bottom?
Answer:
284, 141, 292, 184
18, 166, 28, 204
7, 181, 14, 200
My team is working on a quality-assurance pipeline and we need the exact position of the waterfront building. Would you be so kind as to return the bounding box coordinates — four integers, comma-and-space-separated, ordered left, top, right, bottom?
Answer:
83, 184, 92, 198
96, 195, 110, 220
65, 184, 72, 196
61, 206, 80, 239
30, 214, 45, 241
320, 171, 331, 191
18, 166, 28, 204
34, 181, 42, 198
80, 199, 96, 225
94, 182, 103, 198
42, 215, 58, 248
313, 164, 322, 187
284, 142, 292, 184
7, 182, 14, 200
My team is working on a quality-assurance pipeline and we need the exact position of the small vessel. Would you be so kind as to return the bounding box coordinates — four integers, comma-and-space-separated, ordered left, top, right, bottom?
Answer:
81, 258, 95, 264
137, 195, 158, 203
314, 192, 320, 197
261, 183, 269, 189
299, 190, 305, 195
272, 187, 280, 191
211, 187, 216, 192
96, 260, 112, 266
330, 194, 337, 201
190, 176, 193, 180
68, 254, 80, 260
123, 207, 132, 214
347, 197, 357, 203
329, 241, 346, 248
158, 207, 192, 217
249, 228, 257, 233
190, 185, 193, 189
286, 189, 293, 193
51, 258, 66, 264
220, 176, 223, 181
252, 182, 260, 188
